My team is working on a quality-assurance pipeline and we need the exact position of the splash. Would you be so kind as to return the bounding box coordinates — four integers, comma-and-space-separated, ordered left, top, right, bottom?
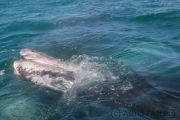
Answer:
61, 55, 134, 101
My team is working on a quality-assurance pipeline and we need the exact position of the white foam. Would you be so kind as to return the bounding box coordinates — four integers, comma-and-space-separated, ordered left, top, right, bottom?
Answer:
26, 74, 73, 92
0, 70, 5, 76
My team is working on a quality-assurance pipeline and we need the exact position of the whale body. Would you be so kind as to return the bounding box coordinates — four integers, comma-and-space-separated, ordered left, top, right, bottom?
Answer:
13, 49, 75, 92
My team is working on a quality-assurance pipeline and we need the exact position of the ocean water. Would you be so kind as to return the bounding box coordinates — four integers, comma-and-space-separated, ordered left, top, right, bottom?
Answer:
0, 0, 180, 120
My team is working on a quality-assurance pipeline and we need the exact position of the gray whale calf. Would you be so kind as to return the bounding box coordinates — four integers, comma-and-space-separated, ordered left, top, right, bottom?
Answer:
13, 49, 75, 92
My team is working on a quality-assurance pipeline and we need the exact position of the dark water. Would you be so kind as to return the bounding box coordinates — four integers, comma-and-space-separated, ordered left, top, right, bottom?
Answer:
0, 0, 180, 120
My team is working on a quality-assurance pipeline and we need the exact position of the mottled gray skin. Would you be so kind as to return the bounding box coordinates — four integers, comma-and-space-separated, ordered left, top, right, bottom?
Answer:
20, 49, 68, 69
14, 60, 74, 81
13, 49, 75, 90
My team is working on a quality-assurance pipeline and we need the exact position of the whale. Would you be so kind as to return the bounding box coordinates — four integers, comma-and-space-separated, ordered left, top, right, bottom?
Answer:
19, 49, 69, 69
13, 49, 75, 92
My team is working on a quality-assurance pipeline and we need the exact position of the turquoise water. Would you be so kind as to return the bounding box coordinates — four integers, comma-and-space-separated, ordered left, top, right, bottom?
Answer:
1, 0, 180, 119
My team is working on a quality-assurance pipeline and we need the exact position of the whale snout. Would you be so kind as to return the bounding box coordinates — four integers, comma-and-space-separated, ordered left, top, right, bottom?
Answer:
20, 49, 28, 56
20, 49, 35, 57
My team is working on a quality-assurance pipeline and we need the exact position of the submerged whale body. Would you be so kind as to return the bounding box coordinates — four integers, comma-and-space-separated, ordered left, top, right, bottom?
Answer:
13, 49, 75, 92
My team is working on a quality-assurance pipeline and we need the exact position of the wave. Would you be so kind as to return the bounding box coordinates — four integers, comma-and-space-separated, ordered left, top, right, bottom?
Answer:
133, 10, 180, 23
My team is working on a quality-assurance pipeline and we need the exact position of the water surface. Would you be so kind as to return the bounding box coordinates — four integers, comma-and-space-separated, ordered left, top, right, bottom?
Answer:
0, 0, 180, 120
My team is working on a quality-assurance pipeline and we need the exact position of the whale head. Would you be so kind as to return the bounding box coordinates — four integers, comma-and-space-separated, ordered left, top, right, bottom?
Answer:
14, 49, 75, 92
20, 49, 68, 69
20, 49, 42, 60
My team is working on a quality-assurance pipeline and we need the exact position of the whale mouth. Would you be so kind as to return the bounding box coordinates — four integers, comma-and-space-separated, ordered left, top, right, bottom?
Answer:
21, 55, 28, 60
14, 49, 75, 92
